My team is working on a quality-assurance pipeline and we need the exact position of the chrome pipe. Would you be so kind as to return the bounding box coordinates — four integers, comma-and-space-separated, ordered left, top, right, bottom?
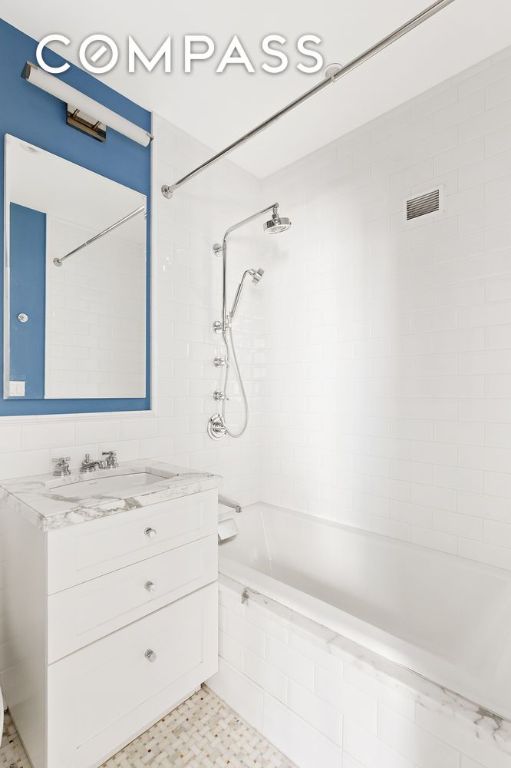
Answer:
223, 203, 278, 240
53, 204, 146, 266
161, 0, 455, 199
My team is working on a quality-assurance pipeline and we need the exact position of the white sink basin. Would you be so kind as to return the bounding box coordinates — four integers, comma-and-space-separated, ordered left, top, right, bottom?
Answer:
50, 471, 171, 500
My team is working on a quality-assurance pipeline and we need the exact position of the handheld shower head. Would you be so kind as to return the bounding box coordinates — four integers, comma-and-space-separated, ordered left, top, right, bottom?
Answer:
250, 268, 264, 283
263, 205, 291, 235
230, 268, 264, 320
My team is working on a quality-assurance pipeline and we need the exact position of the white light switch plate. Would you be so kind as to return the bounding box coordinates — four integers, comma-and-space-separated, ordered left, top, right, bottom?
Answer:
9, 380, 25, 397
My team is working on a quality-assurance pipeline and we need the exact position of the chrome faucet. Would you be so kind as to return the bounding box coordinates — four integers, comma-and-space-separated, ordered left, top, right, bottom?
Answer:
80, 450, 119, 473
80, 453, 102, 473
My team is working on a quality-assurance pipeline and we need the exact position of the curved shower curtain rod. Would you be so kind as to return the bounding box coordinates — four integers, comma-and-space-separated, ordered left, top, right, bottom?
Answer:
161, 0, 456, 199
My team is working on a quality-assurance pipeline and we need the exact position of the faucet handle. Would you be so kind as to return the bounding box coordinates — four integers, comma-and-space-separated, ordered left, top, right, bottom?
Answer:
102, 450, 118, 468
52, 457, 71, 477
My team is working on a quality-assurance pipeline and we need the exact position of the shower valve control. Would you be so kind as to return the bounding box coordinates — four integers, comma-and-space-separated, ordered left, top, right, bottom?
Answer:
213, 390, 226, 401
213, 357, 226, 367
212, 320, 223, 333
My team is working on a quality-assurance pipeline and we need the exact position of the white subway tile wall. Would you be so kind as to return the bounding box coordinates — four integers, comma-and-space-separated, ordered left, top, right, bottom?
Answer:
259, 45, 511, 573
45, 218, 146, 399
209, 582, 510, 768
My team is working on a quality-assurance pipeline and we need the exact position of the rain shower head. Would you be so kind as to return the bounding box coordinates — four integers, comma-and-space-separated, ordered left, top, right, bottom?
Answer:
263, 205, 292, 235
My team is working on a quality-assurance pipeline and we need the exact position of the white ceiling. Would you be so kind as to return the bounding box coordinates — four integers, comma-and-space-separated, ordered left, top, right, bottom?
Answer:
2, 0, 511, 178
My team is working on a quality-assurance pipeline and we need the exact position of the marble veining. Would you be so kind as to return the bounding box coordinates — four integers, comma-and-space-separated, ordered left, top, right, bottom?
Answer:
0, 460, 220, 531
220, 575, 511, 756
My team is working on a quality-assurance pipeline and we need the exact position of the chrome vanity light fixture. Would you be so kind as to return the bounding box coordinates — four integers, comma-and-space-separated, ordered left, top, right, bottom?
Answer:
21, 62, 153, 146
207, 202, 291, 441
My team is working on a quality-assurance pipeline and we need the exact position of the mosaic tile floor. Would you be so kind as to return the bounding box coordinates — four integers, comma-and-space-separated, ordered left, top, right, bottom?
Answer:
0, 686, 296, 768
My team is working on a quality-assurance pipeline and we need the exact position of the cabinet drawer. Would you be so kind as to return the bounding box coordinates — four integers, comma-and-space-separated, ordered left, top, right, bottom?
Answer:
47, 489, 217, 593
48, 535, 217, 663
47, 583, 218, 768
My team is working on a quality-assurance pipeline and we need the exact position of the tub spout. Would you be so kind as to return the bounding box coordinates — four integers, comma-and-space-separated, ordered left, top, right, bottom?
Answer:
219, 494, 242, 514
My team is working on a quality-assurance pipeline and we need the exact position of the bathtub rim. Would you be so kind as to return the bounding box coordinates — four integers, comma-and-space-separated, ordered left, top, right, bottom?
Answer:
219, 549, 511, 726
217, 572, 511, 757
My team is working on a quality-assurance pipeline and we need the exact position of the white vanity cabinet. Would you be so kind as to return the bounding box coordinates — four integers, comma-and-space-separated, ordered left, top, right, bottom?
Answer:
1, 484, 219, 768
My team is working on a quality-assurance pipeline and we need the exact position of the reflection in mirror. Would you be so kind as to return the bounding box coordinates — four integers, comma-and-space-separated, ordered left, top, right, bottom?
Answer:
4, 135, 147, 400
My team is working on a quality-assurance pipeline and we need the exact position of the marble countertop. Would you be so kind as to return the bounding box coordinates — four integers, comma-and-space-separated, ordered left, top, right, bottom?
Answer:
0, 460, 220, 531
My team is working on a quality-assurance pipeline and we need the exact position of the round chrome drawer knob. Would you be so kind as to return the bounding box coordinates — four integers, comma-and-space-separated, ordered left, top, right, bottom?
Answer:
144, 526, 157, 539
144, 580, 156, 592
144, 649, 157, 663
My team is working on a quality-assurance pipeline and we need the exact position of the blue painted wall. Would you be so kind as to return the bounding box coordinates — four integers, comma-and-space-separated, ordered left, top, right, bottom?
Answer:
9, 203, 46, 399
0, 19, 151, 415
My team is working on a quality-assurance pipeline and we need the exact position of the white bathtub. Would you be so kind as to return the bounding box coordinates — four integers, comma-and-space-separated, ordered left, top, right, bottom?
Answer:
219, 502, 511, 721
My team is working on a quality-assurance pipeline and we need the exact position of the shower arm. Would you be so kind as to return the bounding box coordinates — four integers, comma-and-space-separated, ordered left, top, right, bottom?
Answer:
161, 0, 455, 199
223, 203, 278, 241
220, 202, 277, 329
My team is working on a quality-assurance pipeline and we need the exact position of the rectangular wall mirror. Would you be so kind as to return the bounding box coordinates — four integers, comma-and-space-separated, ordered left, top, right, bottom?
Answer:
3, 134, 148, 403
